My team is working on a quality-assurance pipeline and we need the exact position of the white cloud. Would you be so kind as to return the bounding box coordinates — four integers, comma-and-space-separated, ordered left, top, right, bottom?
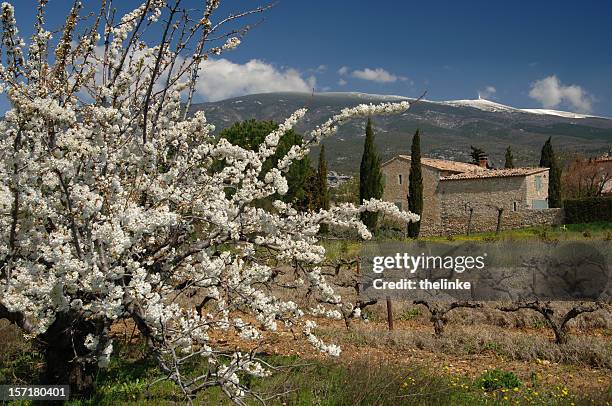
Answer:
338, 78, 347, 86
478, 86, 496, 99
528, 75, 593, 113
351, 67, 398, 83
195, 58, 315, 101
338, 66, 349, 75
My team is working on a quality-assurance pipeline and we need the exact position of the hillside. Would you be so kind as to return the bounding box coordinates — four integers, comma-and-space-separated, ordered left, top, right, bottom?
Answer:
189, 92, 612, 174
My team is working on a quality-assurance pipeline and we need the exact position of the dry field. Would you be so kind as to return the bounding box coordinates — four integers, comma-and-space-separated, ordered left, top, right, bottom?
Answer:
1, 257, 610, 404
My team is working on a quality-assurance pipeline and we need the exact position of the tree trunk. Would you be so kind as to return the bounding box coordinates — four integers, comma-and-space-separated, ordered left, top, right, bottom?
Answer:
38, 313, 98, 398
495, 208, 504, 234
551, 324, 568, 344
432, 315, 444, 337
466, 208, 473, 236
386, 297, 394, 331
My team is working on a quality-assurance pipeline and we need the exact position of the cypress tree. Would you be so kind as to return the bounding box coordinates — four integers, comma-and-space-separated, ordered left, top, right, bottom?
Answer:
539, 137, 562, 208
359, 118, 384, 231
317, 145, 330, 233
504, 146, 514, 169
302, 167, 320, 211
549, 158, 562, 208
407, 130, 423, 238
540, 137, 553, 167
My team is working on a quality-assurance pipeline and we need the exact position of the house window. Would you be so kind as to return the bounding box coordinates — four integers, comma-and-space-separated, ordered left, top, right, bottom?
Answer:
534, 176, 542, 191
398, 174, 403, 185
513, 201, 519, 212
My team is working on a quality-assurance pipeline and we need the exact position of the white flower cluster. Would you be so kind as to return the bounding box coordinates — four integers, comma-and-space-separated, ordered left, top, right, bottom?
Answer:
222, 37, 241, 50
303, 320, 341, 357
211, 36, 241, 55
0, 1, 418, 400
215, 352, 271, 399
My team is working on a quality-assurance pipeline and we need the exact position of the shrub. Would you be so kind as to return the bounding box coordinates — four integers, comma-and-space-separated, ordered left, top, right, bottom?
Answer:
477, 369, 522, 391
564, 197, 612, 224
399, 307, 421, 321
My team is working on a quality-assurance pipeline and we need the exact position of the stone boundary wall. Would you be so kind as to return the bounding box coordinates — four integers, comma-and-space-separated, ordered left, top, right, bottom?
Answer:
439, 208, 565, 236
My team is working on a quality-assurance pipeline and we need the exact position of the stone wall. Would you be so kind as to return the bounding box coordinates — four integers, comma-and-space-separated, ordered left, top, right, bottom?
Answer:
439, 176, 561, 235
439, 206, 564, 236
381, 157, 443, 235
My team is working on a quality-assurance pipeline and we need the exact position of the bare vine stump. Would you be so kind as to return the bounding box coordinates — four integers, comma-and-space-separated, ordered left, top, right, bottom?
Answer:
386, 297, 394, 331
498, 301, 606, 344
414, 300, 482, 337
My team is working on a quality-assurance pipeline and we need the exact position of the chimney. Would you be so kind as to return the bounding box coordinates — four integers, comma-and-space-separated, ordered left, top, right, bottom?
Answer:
478, 155, 488, 168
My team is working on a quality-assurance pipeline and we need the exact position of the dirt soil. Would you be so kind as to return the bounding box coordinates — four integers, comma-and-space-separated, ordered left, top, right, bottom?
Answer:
110, 316, 611, 395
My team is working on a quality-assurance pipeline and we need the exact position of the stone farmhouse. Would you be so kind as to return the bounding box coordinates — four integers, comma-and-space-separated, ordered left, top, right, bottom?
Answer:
382, 155, 563, 236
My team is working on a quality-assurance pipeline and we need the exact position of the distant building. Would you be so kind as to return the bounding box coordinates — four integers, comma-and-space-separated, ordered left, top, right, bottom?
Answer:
327, 171, 352, 188
382, 155, 562, 236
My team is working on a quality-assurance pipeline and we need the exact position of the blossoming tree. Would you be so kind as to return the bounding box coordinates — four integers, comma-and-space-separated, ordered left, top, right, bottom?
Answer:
0, 0, 418, 401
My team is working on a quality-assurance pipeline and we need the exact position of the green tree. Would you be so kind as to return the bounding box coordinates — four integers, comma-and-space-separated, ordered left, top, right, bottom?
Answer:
317, 145, 330, 232
218, 119, 310, 208
300, 167, 320, 211
539, 137, 553, 167
470, 145, 487, 165
539, 137, 562, 208
504, 146, 514, 169
407, 130, 423, 238
359, 118, 384, 231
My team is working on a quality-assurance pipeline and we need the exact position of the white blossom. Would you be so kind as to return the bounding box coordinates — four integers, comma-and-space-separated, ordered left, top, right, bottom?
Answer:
0, 0, 418, 400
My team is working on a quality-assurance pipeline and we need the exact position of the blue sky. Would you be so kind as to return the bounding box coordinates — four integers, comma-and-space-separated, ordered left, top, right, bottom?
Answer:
3, 0, 612, 115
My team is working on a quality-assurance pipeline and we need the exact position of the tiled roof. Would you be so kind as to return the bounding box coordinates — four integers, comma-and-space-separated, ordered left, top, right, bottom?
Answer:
391, 155, 487, 173
441, 167, 548, 181
383, 155, 548, 180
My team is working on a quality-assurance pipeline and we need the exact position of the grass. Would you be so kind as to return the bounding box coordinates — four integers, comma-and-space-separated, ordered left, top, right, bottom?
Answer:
421, 222, 612, 242
321, 239, 362, 260
0, 321, 40, 385
85, 355, 480, 405
1, 320, 610, 405
477, 369, 522, 391
319, 322, 612, 369
1, 322, 610, 406
322, 222, 612, 258
5, 347, 609, 405
398, 307, 422, 321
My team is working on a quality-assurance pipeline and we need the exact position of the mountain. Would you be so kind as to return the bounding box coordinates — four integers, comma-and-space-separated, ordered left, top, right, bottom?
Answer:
189, 92, 612, 174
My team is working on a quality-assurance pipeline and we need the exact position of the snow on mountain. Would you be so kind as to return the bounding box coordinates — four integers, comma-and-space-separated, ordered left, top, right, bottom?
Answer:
321, 91, 410, 101
519, 109, 598, 119
439, 98, 521, 113
434, 98, 608, 119
201, 92, 609, 120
